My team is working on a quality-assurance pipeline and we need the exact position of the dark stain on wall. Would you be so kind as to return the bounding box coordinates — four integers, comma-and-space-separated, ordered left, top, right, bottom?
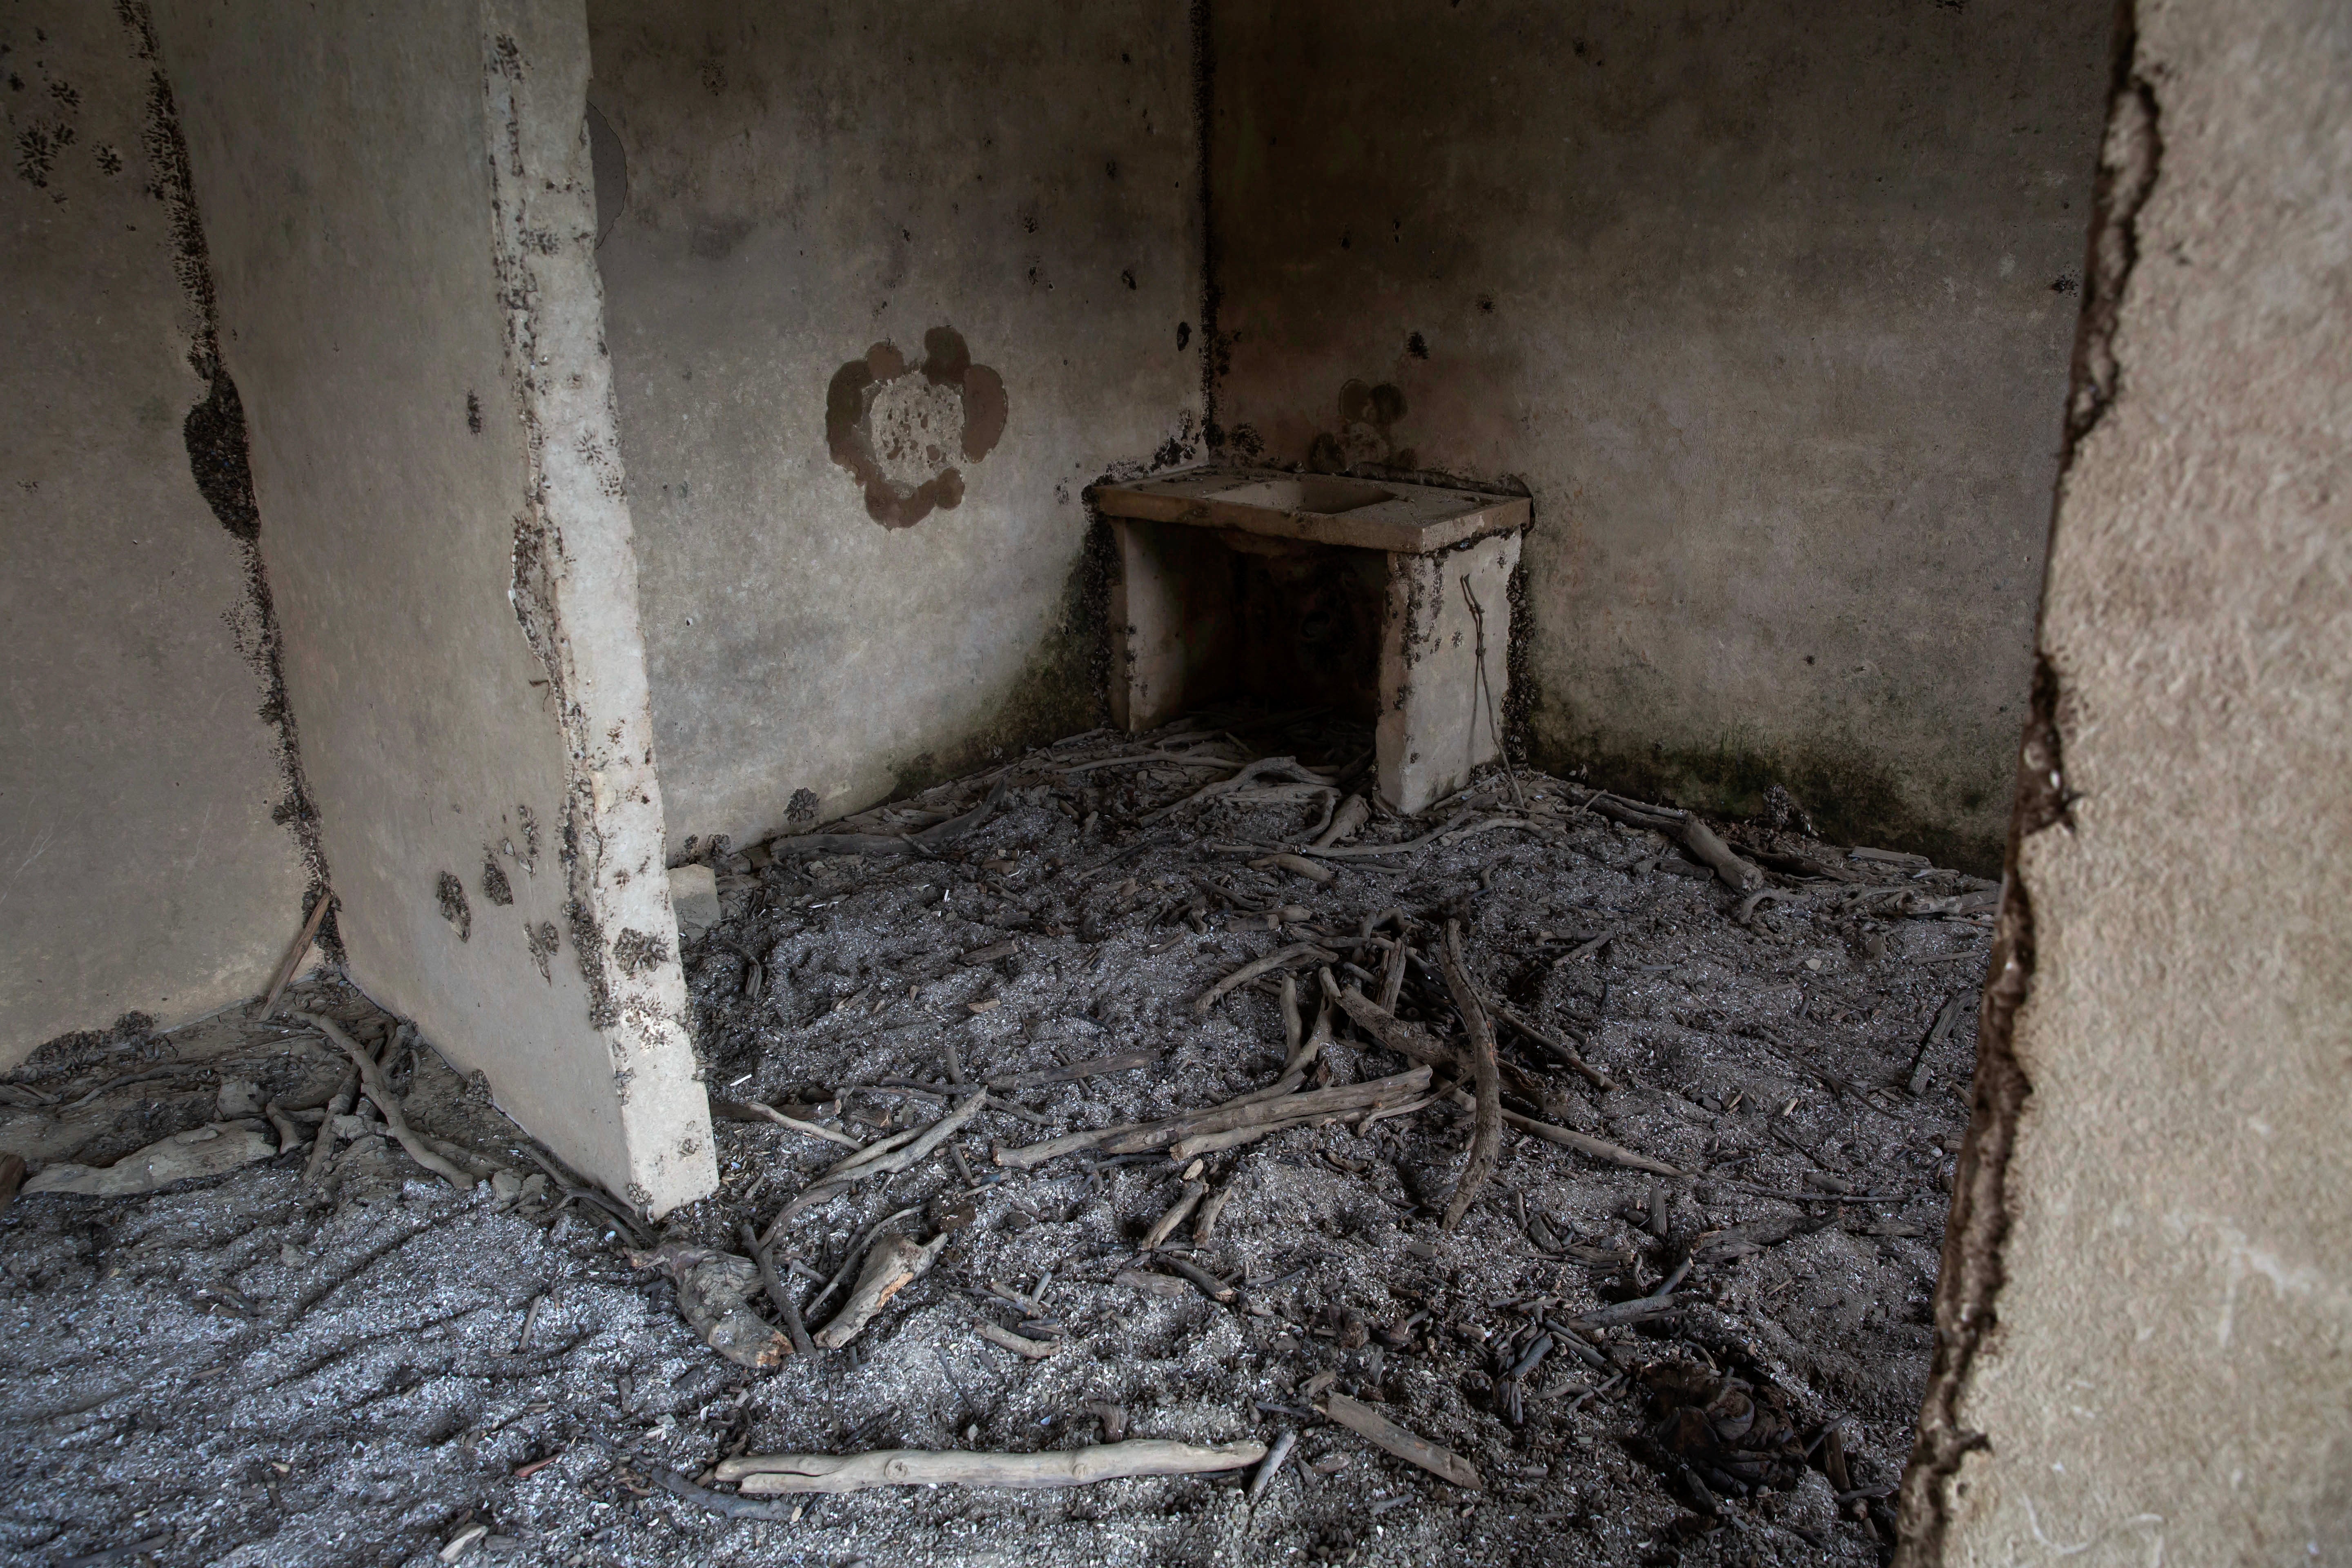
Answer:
824, 326, 1005, 529
480, 849, 515, 908
117, 0, 338, 960
182, 372, 257, 539
434, 871, 472, 942
525, 920, 560, 983
610, 927, 668, 977
1307, 377, 1414, 474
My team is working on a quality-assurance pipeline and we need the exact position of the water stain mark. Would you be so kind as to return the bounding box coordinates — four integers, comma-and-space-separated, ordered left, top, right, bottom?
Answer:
1309, 378, 1415, 474
825, 326, 1006, 529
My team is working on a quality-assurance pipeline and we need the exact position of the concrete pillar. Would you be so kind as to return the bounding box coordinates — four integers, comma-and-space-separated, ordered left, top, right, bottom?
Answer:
1379, 532, 1520, 814
1899, 0, 2352, 1558
153, 0, 714, 1213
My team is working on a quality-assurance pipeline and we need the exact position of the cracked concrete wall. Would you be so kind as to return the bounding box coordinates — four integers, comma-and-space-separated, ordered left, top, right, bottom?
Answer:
583, 0, 1203, 855
1898, 0, 2352, 1559
150, 0, 713, 1212
0, 3, 310, 1065
1209, 0, 2116, 873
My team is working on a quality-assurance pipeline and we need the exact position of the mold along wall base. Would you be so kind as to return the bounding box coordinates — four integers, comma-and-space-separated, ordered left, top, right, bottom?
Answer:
1210, 0, 2117, 873
1902, 0, 2352, 1559
152, 0, 713, 1213
0, 3, 310, 1065
584, 0, 1203, 856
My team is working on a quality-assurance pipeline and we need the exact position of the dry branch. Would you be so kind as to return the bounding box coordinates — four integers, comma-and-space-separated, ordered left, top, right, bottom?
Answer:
991, 1068, 1428, 1171
1321, 1394, 1482, 1490
975, 1320, 1056, 1359
811, 1232, 947, 1350
289, 1011, 473, 1189
1437, 921, 1501, 1233
1251, 853, 1335, 885
1310, 794, 1370, 850
1193, 942, 1340, 1013
772, 780, 1009, 858
986, 1052, 1156, 1091
1483, 996, 1614, 1090
718, 1439, 1267, 1495
255, 895, 332, 1020
1142, 1175, 1207, 1249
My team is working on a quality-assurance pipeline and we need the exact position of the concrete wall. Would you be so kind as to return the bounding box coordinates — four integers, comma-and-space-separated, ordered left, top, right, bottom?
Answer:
1902, 1, 2352, 1559
152, 0, 713, 1212
584, 0, 1203, 853
1210, 0, 2114, 872
0, 3, 310, 1065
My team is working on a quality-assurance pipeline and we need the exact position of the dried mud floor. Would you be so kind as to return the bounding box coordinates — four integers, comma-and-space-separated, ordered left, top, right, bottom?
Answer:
1, 720, 1990, 1568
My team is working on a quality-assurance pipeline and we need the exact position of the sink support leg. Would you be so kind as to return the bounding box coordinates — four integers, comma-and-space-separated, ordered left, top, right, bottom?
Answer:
1377, 531, 1521, 814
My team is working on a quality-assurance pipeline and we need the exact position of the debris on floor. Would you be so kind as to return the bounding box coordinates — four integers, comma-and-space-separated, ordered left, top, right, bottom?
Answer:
1, 710, 1988, 1565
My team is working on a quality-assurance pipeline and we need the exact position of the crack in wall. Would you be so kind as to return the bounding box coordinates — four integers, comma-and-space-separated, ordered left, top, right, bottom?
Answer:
1893, 2, 2157, 1555
117, 0, 337, 961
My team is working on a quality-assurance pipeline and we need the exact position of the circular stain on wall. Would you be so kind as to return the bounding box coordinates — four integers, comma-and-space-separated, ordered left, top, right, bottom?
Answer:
825, 327, 1006, 528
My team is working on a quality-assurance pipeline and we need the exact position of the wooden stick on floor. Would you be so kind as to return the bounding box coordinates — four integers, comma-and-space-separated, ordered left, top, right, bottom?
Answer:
1436, 920, 1501, 1233
715, 1439, 1267, 1495
288, 1010, 473, 1190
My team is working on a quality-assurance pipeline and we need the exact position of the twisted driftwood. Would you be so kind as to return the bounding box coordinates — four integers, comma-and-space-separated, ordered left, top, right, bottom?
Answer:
716, 1439, 1267, 1494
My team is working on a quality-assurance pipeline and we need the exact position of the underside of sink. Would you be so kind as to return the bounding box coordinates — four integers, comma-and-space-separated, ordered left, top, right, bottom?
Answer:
1092, 464, 1528, 555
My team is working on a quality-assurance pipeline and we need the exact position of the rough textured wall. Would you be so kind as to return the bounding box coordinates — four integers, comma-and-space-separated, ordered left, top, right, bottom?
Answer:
585, 0, 1202, 853
1900, 1, 2352, 1559
153, 0, 713, 1212
1211, 0, 2113, 872
0, 3, 310, 1064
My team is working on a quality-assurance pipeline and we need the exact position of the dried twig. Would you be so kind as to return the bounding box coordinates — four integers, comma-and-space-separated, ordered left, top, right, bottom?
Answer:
771, 780, 1009, 858
991, 1069, 1430, 1169
1192, 942, 1339, 1014
717, 1099, 861, 1149
1482, 996, 1614, 1090
740, 1222, 816, 1358
289, 1011, 473, 1189
975, 1320, 1056, 1359
1248, 1428, 1296, 1506
812, 1232, 948, 1349
985, 1052, 1156, 1091
1322, 1394, 1482, 1489
255, 896, 333, 1020
1143, 1170, 1208, 1249
717, 1439, 1266, 1495
1437, 921, 1501, 1232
